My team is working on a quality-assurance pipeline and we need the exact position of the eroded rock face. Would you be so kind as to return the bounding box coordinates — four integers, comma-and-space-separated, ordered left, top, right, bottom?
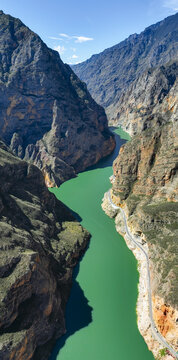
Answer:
102, 193, 177, 359
0, 10, 115, 186
109, 61, 178, 134
152, 296, 178, 350
72, 13, 178, 122
112, 121, 178, 294
0, 141, 90, 360
109, 89, 178, 353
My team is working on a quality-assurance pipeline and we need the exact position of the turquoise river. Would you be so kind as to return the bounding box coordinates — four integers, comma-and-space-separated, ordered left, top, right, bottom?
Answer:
49, 128, 154, 360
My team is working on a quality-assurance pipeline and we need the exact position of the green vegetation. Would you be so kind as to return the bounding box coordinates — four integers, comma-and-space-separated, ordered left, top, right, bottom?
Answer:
143, 202, 178, 216
113, 190, 127, 200
139, 198, 178, 307
166, 222, 178, 230
156, 348, 167, 359
159, 348, 167, 356
126, 194, 145, 215
143, 230, 159, 244
162, 257, 177, 278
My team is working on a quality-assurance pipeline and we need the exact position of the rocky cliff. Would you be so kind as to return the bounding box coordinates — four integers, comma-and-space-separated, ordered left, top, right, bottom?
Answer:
110, 61, 178, 135
72, 13, 178, 122
73, 12, 178, 356
0, 10, 115, 186
0, 141, 90, 360
102, 63, 178, 358
72, 11, 178, 357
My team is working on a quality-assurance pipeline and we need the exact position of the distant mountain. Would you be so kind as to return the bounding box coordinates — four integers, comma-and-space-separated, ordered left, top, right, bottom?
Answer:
0, 11, 115, 186
72, 13, 178, 122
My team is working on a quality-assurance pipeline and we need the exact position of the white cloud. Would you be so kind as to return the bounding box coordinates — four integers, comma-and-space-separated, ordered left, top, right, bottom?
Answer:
48, 36, 63, 40
54, 45, 66, 55
59, 33, 94, 43
74, 36, 93, 43
68, 61, 82, 65
71, 54, 78, 59
71, 47, 77, 52
59, 33, 71, 39
163, 0, 178, 10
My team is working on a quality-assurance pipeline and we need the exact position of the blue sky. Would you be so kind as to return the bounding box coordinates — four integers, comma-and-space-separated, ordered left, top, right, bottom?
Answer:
0, 0, 177, 64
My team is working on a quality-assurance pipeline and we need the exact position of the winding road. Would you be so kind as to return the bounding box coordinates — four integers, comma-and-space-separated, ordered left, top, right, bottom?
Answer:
107, 189, 178, 359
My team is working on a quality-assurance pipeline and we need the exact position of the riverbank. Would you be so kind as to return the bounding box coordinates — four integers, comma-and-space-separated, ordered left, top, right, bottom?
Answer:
102, 189, 177, 360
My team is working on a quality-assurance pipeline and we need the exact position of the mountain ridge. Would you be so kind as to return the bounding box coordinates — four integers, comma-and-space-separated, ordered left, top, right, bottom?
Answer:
72, 12, 178, 121
0, 10, 115, 186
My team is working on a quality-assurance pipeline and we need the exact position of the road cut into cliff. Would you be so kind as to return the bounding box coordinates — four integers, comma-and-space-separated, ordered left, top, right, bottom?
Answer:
102, 188, 178, 360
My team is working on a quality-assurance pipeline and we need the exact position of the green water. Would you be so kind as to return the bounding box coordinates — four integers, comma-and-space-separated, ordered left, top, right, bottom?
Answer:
49, 128, 154, 360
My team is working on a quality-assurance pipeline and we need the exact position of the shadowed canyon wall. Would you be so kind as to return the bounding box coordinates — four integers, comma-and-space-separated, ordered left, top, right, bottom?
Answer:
0, 141, 90, 359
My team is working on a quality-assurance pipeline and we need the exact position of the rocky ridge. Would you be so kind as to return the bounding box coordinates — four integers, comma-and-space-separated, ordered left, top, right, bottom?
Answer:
0, 141, 90, 360
0, 10, 115, 186
72, 13, 178, 122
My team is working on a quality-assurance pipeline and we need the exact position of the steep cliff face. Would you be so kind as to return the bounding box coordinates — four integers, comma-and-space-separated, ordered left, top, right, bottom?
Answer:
109, 61, 178, 133
0, 10, 115, 186
72, 11, 178, 356
0, 141, 90, 360
72, 13, 178, 122
106, 79, 178, 354
112, 121, 178, 299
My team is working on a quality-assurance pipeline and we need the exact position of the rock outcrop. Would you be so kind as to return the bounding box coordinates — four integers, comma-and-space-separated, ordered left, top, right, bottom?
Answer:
110, 61, 178, 135
0, 141, 90, 360
0, 10, 115, 186
72, 13, 178, 122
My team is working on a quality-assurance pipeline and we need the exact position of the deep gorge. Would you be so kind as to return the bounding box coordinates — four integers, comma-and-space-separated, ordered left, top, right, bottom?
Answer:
49, 128, 154, 360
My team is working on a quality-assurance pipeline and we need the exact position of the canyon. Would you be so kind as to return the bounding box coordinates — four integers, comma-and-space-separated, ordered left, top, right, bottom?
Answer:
0, 8, 177, 360
73, 12, 178, 360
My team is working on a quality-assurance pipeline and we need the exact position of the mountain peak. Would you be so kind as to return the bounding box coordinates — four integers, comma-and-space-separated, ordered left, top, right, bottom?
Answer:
0, 11, 115, 186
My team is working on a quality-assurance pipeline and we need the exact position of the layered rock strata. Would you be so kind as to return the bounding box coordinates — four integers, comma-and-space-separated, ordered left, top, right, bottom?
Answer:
0, 10, 115, 186
0, 141, 90, 360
